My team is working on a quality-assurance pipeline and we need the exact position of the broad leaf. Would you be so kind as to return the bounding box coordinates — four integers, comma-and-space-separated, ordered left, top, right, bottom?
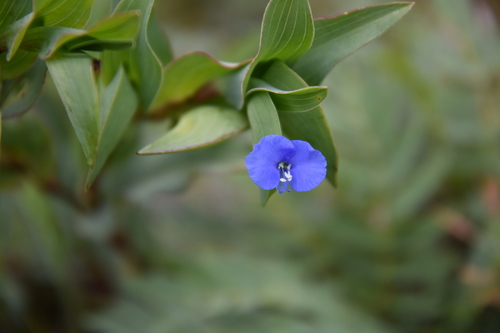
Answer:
0, 0, 31, 30
0, 59, 46, 118
138, 105, 247, 155
34, 0, 93, 29
46, 56, 99, 166
231, 0, 315, 109
262, 60, 338, 186
86, 67, 137, 189
152, 52, 245, 109
292, 2, 414, 85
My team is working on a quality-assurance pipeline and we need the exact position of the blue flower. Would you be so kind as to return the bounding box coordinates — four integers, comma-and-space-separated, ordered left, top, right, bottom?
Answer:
245, 135, 327, 194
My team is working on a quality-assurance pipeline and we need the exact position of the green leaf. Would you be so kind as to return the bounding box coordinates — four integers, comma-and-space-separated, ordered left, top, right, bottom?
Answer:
246, 91, 283, 206
0, 49, 37, 79
152, 52, 245, 109
22, 11, 140, 59
246, 91, 282, 144
248, 78, 327, 112
0, 12, 34, 60
0, 59, 46, 118
46, 56, 99, 166
109, 0, 162, 111
257, 0, 314, 62
34, 0, 93, 29
292, 2, 415, 85
138, 105, 247, 155
262, 60, 338, 186
232, 0, 315, 109
0, 0, 31, 30
86, 67, 137, 189
146, 15, 172, 67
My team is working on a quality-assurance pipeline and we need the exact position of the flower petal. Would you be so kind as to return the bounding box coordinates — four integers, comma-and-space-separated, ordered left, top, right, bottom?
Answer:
245, 135, 295, 190
288, 140, 327, 192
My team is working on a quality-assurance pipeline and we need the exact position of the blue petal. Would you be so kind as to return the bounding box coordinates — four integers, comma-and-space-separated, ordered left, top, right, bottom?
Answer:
288, 140, 327, 192
245, 135, 295, 190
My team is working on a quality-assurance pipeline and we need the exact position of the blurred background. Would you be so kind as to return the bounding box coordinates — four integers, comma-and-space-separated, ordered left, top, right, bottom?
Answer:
1, 0, 500, 332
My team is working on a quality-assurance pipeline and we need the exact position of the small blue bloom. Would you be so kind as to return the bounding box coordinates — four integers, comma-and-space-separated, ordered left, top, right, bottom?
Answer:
245, 135, 327, 194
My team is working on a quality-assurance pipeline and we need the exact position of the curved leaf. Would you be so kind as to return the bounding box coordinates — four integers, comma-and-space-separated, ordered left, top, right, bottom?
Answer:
292, 2, 415, 85
231, 0, 315, 109
0, 49, 37, 79
0, 59, 46, 118
22, 11, 140, 59
109, 0, 163, 111
248, 78, 327, 112
34, 0, 93, 29
138, 106, 247, 155
152, 52, 245, 108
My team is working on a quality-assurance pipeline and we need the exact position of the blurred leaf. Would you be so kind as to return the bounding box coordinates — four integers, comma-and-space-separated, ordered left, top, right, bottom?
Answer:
0, 12, 34, 60
109, 0, 163, 111
138, 105, 247, 155
248, 78, 328, 112
34, 0, 93, 29
0, 49, 37, 79
152, 52, 245, 108
232, 0, 315, 109
262, 60, 338, 186
146, 15, 172, 67
292, 2, 414, 85
22, 11, 140, 59
46, 56, 99, 166
0, 0, 31, 30
86, 67, 137, 189
0, 59, 46, 118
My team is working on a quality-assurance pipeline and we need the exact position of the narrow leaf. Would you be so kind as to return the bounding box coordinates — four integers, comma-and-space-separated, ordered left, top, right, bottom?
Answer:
111, 0, 162, 111
246, 91, 282, 144
86, 67, 137, 189
138, 105, 247, 155
46, 56, 99, 166
246, 91, 283, 205
292, 2, 414, 85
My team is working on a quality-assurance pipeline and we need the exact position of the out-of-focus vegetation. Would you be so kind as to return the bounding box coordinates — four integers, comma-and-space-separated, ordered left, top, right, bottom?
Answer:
1, 0, 500, 332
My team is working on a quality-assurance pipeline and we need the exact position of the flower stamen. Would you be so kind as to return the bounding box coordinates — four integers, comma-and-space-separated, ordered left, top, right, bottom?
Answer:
278, 161, 292, 182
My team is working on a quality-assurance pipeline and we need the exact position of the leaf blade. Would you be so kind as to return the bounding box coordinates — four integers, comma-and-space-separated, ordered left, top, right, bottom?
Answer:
138, 105, 248, 155
46, 56, 99, 165
292, 2, 414, 85
86, 67, 137, 189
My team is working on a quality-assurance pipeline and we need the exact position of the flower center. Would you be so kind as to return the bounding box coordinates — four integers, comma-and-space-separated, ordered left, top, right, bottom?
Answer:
277, 161, 292, 183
